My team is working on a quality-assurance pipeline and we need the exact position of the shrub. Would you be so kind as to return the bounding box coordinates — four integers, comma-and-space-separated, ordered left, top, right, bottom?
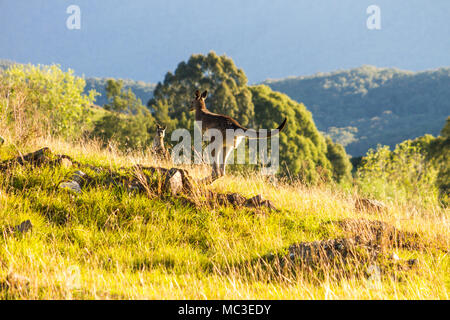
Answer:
0, 64, 97, 143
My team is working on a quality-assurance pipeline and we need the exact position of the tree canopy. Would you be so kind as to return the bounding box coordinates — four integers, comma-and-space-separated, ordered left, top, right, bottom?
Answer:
91, 79, 155, 151
0, 63, 97, 142
149, 52, 352, 183
148, 52, 255, 131
84, 77, 155, 108
250, 84, 338, 183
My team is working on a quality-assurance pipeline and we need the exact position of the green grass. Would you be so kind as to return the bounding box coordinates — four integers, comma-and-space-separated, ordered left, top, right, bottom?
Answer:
0, 137, 448, 299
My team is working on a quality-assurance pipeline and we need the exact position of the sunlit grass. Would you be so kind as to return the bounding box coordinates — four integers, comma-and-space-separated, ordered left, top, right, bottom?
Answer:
0, 135, 448, 299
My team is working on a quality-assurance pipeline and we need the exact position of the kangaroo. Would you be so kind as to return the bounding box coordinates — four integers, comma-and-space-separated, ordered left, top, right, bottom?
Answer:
152, 124, 171, 161
190, 90, 287, 178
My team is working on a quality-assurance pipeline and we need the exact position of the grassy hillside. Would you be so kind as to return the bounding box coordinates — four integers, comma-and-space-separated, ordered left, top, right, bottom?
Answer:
0, 61, 448, 299
84, 78, 155, 108
264, 65, 450, 156
0, 135, 448, 299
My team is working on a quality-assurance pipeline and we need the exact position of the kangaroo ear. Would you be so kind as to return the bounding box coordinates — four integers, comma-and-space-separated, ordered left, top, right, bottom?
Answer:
201, 90, 208, 99
194, 90, 200, 98
163, 126, 167, 130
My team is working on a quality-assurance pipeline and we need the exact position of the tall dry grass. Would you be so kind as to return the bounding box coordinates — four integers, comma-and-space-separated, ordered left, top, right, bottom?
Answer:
0, 134, 448, 299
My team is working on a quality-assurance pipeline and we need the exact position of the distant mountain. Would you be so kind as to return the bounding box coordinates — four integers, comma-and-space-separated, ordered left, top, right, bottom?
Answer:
263, 65, 450, 156
84, 78, 155, 107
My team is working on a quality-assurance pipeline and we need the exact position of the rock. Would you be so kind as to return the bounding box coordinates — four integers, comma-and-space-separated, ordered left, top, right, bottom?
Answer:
338, 218, 423, 251
60, 170, 92, 193
245, 194, 277, 211
0, 147, 52, 170
5, 272, 30, 290
59, 170, 92, 192
127, 180, 145, 193
288, 238, 357, 264
407, 258, 419, 267
49, 154, 75, 168
72, 170, 87, 185
164, 169, 184, 195
18, 147, 51, 166
213, 192, 277, 211
59, 181, 82, 194
130, 166, 193, 195
14, 220, 32, 234
2, 220, 33, 235
367, 264, 381, 282
216, 193, 247, 207
355, 198, 388, 212
59, 157, 72, 168
178, 169, 194, 193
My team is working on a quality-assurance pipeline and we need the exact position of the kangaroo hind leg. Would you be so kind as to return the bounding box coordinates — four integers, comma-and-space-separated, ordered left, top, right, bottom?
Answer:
221, 145, 234, 176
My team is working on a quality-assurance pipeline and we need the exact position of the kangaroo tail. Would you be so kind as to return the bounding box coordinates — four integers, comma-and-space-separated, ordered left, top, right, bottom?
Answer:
240, 118, 287, 139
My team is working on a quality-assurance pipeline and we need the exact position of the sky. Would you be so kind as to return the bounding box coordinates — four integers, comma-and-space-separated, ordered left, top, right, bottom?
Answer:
1, 0, 449, 84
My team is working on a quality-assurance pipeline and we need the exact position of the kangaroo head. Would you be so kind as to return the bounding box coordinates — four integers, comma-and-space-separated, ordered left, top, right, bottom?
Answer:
190, 90, 208, 111
156, 124, 166, 138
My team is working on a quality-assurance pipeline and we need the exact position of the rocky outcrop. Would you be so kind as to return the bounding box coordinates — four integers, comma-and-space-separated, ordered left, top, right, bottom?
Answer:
2, 220, 33, 235
0, 147, 76, 170
252, 218, 441, 281
214, 192, 277, 211
355, 197, 388, 213
1, 148, 278, 213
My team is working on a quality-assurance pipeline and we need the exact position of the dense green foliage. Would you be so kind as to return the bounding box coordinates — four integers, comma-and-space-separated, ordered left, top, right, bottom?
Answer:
325, 137, 352, 183
0, 63, 157, 152
148, 52, 254, 131
264, 65, 450, 156
4, 58, 448, 161
429, 117, 450, 206
1, 60, 156, 112
0, 64, 97, 143
356, 117, 449, 207
91, 79, 155, 151
249, 85, 351, 183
